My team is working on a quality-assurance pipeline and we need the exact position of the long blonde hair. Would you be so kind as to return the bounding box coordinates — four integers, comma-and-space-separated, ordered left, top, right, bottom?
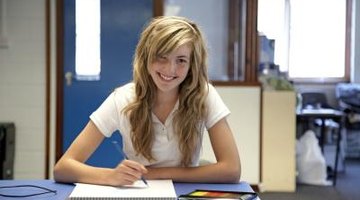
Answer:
123, 16, 209, 166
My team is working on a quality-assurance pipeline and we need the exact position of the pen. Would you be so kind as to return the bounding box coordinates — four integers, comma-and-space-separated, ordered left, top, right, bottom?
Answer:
112, 141, 148, 186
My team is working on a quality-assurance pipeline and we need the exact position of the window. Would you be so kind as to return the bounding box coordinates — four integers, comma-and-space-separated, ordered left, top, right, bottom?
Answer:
289, 0, 346, 80
75, 0, 101, 80
258, 0, 350, 82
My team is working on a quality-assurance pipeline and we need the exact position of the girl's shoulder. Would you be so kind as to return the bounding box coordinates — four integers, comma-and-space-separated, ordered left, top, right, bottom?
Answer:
206, 82, 218, 95
112, 82, 136, 105
115, 82, 135, 91
114, 82, 135, 94
207, 82, 215, 90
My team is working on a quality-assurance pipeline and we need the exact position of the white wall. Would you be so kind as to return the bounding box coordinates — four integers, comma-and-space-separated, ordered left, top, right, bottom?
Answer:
0, 0, 46, 178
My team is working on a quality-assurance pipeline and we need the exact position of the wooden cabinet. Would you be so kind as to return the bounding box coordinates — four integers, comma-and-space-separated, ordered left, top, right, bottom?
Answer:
261, 91, 296, 192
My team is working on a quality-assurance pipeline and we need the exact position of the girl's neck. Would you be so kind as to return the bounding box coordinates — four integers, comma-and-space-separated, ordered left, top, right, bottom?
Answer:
155, 89, 179, 105
153, 89, 179, 124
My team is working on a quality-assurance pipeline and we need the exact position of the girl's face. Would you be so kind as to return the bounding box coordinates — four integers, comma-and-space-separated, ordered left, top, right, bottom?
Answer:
148, 44, 191, 94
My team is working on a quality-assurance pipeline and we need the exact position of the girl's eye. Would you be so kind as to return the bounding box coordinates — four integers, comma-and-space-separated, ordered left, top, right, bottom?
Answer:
178, 59, 188, 64
157, 55, 167, 61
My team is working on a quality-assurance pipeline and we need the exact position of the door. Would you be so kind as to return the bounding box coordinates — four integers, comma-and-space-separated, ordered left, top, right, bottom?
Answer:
61, 0, 153, 167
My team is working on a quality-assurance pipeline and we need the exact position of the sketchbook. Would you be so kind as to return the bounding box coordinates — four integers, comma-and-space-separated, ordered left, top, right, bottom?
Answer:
67, 179, 177, 200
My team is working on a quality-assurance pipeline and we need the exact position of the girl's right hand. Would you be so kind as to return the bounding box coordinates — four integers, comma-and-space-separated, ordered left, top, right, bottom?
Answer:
107, 160, 148, 186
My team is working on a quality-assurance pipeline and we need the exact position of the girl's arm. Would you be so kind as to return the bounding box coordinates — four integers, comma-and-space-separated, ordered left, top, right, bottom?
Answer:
144, 118, 241, 183
53, 120, 147, 186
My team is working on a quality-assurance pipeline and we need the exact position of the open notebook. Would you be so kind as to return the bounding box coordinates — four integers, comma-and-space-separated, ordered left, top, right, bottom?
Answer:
68, 179, 177, 200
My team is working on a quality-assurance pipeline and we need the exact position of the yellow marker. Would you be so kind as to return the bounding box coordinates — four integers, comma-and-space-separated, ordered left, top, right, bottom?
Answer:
190, 191, 208, 196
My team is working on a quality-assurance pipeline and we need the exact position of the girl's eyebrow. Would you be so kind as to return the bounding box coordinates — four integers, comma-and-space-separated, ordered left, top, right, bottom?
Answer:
177, 55, 190, 59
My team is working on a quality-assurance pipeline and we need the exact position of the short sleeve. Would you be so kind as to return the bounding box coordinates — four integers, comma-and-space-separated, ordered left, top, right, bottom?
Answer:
205, 84, 231, 129
90, 92, 120, 137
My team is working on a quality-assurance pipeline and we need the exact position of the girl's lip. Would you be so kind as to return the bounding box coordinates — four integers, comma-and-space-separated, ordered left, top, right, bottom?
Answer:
158, 72, 176, 81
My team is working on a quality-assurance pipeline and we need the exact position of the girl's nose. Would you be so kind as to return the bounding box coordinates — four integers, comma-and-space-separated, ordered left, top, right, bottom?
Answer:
165, 60, 176, 74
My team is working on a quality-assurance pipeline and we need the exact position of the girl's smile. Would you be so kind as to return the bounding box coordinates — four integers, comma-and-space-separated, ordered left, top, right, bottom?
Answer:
158, 72, 177, 81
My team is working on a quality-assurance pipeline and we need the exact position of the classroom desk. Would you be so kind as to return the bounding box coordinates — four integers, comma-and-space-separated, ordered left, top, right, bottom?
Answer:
297, 108, 344, 186
0, 179, 260, 200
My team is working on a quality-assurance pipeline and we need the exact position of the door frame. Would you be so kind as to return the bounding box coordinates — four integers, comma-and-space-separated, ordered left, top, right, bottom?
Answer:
50, 0, 163, 177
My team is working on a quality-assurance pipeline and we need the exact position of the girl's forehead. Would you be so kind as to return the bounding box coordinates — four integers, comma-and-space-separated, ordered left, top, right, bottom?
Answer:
159, 43, 192, 56
171, 44, 191, 55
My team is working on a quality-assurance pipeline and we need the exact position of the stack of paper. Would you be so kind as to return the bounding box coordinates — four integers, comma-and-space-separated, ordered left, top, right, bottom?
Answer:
68, 179, 177, 199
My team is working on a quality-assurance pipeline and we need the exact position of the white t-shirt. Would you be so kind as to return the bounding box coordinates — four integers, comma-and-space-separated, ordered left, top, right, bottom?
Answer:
90, 82, 230, 167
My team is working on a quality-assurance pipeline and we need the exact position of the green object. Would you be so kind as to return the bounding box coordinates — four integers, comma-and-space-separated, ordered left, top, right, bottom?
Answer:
259, 76, 294, 91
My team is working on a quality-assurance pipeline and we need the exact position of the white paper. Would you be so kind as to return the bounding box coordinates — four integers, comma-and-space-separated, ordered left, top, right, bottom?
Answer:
68, 179, 177, 199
